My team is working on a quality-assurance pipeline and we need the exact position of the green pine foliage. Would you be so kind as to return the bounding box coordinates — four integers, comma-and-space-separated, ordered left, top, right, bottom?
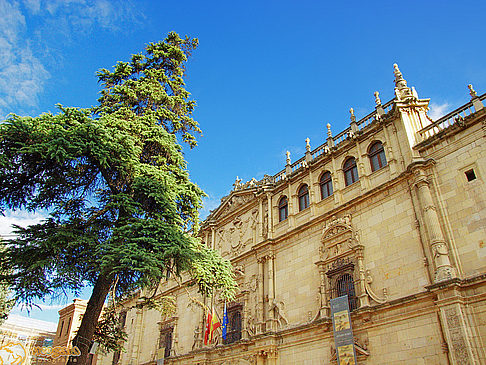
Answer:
0, 32, 236, 354
0, 279, 14, 325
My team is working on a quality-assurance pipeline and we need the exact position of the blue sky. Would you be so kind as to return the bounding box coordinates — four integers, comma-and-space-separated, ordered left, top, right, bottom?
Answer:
2, 0, 485, 324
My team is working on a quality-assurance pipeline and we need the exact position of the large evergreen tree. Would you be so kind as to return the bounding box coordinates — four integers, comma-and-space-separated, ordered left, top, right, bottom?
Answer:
0, 32, 235, 364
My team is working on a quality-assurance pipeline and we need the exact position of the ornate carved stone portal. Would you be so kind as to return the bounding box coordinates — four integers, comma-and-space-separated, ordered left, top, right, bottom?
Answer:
315, 214, 372, 318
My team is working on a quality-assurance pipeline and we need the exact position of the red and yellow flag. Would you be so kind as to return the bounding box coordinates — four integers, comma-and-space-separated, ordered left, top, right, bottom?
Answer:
204, 308, 221, 345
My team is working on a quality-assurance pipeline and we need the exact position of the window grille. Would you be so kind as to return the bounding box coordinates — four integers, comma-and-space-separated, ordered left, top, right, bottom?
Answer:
224, 305, 242, 344
335, 273, 358, 311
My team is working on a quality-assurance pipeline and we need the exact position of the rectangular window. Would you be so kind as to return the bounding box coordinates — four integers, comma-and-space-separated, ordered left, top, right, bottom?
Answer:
224, 304, 242, 344
159, 327, 174, 358
465, 169, 476, 182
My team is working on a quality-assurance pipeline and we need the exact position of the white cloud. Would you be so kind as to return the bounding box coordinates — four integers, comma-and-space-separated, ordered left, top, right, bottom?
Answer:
0, 0, 50, 118
22, 0, 41, 14
12, 302, 65, 311
428, 102, 450, 121
0, 210, 48, 238
37, 0, 138, 33
0, 0, 141, 118
0, 1, 25, 44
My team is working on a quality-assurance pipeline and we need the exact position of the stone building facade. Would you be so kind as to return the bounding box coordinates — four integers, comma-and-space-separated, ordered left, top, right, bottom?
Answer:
97, 65, 486, 365
0, 314, 56, 365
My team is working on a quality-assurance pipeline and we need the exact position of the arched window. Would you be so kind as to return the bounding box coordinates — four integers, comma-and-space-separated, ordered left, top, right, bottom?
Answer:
336, 273, 358, 311
320, 171, 333, 199
298, 184, 310, 211
369, 141, 387, 172
343, 157, 359, 186
278, 196, 288, 222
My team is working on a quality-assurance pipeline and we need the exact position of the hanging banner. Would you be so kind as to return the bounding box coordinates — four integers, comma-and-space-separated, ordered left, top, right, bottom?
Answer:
330, 295, 357, 365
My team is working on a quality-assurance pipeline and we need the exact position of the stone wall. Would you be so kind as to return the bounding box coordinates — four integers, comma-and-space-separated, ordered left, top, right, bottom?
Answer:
96, 70, 486, 365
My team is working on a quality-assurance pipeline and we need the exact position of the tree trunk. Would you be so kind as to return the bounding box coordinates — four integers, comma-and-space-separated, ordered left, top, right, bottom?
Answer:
68, 273, 113, 365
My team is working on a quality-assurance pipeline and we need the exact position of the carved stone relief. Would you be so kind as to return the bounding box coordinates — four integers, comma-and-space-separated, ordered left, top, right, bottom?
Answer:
364, 270, 387, 304
246, 312, 256, 337
444, 307, 471, 364
217, 209, 259, 257
262, 202, 268, 239
245, 274, 258, 292
268, 299, 289, 328
316, 214, 378, 316
319, 214, 356, 262
233, 265, 245, 278
218, 193, 254, 217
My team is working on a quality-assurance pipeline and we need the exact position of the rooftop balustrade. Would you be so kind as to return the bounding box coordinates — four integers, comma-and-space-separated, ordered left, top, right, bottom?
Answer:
235, 89, 484, 191
418, 93, 486, 139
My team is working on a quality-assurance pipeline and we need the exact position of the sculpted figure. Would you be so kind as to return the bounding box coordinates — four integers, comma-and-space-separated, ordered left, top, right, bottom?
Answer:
269, 299, 289, 327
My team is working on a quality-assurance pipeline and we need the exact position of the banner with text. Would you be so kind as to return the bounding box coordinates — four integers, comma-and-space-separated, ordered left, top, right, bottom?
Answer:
330, 295, 357, 365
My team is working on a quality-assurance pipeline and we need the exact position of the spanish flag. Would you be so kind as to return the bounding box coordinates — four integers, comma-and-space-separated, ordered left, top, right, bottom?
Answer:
204, 308, 221, 345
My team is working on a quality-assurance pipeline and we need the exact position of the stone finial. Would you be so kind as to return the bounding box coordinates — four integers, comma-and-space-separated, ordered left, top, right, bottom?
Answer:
393, 63, 414, 101
286, 151, 291, 165
411, 86, 419, 99
393, 63, 408, 90
233, 176, 242, 190
305, 138, 311, 152
374, 91, 382, 106
468, 84, 477, 98
326, 123, 332, 138
468, 84, 484, 111
349, 108, 356, 123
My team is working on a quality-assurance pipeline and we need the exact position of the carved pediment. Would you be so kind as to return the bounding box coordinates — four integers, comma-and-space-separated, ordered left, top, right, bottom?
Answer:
211, 191, 256, 220
322, 214, 352, 240
319, 214, 357, 262
214, 208, 259, 258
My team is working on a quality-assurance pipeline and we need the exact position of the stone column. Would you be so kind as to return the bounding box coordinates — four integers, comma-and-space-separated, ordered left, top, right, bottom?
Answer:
267, 254, 277, 331
241, 290, 250, 340
171, 316, 179, 356
204, 230, 210, 247
355, 246, 370, 308
266, 192, 273, 239
439, 304, 478, 364
288, 183, 295, 227
130, 300, 145, 364
267, 348, 278, 365
210, 225, 216, 250
391, 124, 406, 170
308, 169, 316, 216
412, 166, 456, 282
382, 122, 398, 177
257, 256, 266, 333
256, 351, 265, 365
331, 154, 342, 204
258, 198, 264, 241
317, 263, 330, 318
355, 140, 370, 191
